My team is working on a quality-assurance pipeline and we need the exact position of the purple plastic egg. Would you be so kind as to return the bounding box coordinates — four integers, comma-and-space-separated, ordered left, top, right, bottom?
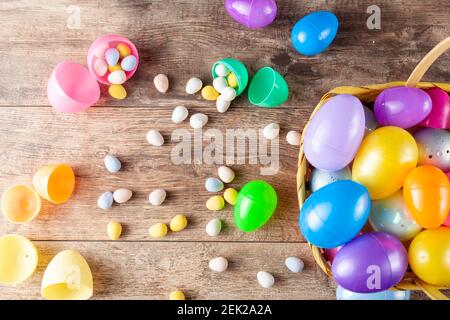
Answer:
225, 0, 277, 29
304, 94, 365, 171
374, 86, 432, 129
421, 88, 450, 129
332, 232, 408, 293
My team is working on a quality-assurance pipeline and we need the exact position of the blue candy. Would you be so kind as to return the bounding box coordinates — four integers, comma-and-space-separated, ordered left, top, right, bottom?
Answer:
121, 55, 137, 72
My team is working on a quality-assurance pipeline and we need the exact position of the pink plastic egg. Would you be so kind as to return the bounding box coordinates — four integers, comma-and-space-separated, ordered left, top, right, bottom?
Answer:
421, 88, 450, 129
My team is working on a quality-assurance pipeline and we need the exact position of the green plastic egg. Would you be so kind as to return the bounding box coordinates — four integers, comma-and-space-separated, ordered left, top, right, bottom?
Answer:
234, 180, 277, 232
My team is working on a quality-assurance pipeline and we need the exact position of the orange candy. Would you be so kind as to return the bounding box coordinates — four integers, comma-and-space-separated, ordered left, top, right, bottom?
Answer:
403, 165, 450, 229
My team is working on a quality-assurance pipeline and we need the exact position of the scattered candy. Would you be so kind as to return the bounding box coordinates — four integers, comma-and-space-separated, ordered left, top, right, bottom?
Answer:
209, 257, 228, 272
107, 221, 122, 240
121, 55, 137, 72
206, 195, 225, 211
116, 43, 131, 58
105, 48, 120, 66
94, 58, 108, 77
148, 223, 168, 238
170, 214, 188, 232
263, 123, 280, 140
146, 129, 164, 146
172, 106, 189, 124
169, 290, 185, 300
227, 72, 238, 88
108, 70, 126, 85
206, 218, 222, 236
97, 192, 114, 210
216, 95, 231, 113
213, 77, 228, 93
257, 271, 274, 288
218, 166, 235, 183
205, 177, 224, 192
113, 188, 132, 204
108, 84, 127, 100
154, 74, 169, 93
215, 64, 229, 77
104, 154, 122, 173
190, 113, 208, 129
286, 130, 301, 146
285, 257, 304, 273
223, 188, 238, 205
149, 189, 167, 206
201, 85, 220, 101
186, 77, 203, 94
221, 86, 237, 101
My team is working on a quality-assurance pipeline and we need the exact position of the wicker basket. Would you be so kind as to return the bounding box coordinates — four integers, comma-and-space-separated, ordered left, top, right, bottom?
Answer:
297, 37, 450, 300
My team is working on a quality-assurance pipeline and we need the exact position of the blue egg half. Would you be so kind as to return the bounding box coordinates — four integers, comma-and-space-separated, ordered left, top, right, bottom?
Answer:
336, 286, 410, 300
291, 11, 338, 56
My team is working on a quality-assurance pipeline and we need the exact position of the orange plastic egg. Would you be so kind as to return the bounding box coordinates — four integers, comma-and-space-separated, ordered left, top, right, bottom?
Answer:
403, 166, 450, 229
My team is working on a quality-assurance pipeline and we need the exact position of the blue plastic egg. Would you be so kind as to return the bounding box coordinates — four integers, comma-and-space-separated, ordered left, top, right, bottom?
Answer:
291, 11, 338, 56
336, 286, 410, 300
309, 166, 351, 193
299, 180, 370, 248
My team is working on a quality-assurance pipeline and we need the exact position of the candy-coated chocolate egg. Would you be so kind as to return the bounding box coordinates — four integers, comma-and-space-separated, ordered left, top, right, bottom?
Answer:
408, 227, 450, 286
299, 180, 370, 248
374, 86, 432, 129
421, 88, 450, 129
291, 11, 338, 56
413, 128, 450, 171
369, 190, 422, 241
336, 286, 410, 300
105, 48, 120, 66
234, 180, 277, 232
403, 165, 450, 229
304, 94, 365, 171
225, 0, 277, 29
352, 127, 418, 200
309, 166, 351, 193
332, 232, 408, 293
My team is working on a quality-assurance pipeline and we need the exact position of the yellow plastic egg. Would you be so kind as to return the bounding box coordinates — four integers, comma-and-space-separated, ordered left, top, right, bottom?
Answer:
108, 64, 123, 72
116, 43, 131, 58
227, 72, 238, 88
108, 84, 127, 100
170, 214, 188, 232
149, 223, 168, 238
223, 188, 238, 205
169, 290, 185, 300
201, 85, 220, 101
107, 221, 122, 240
206, 195, 225, 211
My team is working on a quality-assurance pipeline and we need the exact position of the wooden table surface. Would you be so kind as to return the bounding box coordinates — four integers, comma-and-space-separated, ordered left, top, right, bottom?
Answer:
0, 0, 448, 300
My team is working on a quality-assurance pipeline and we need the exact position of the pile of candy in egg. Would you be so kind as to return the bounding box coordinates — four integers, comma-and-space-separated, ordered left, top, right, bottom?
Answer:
301, 86, 450, 294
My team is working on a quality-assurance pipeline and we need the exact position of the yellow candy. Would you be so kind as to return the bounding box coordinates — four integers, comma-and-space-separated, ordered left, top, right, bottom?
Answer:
201, 85, 220, 101
108, 64, 123, 72
169, 290, 185, 300
206, 195, 225, 211
227, 72, 238, 88
107, 221, 122, 240
170, 214, 188, 232
223, 188, 238, 205
108, 84, 127, 100
149, 223, 168, 238
116, 43, 131, 58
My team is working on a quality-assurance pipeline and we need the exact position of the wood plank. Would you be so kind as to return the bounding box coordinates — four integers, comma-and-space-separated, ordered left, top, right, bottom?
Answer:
0, 0, 448, 107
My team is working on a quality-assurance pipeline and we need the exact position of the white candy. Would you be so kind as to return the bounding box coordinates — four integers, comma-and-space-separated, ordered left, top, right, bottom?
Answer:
113, 188, 132, 204
149, 189, 167, 206
285, 257, 304, 273
94, 58, 108, 77
286, 130, 301, 146
97, 192, 114, 210
190, 113, 208, 129
213, 77, 228, 94
216, 95, 231, 113
172, 106, 188, 124
218, 166, 235, 183
215, 64, 229, 77
104, 154, 121, 173
257, 271, 275, 288
206, 218, 222, 237
263, 123, 280, 140
154, 74, 169, 93
209, 257, 228, 272
146, 129, 164, 146
221, 87, 236, 101
108, 70, 126, 84
186, 77, 203, 94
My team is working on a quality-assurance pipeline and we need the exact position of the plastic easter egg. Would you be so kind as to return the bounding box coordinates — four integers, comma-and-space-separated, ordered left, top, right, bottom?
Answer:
225, 0, 277, 29
374, 86, 432, 128
304, 94, 365, 171
445, 172, 450, 227
299, 180, 370, 248
363, 105, 377, 134
291, 11, 338, 56
408, 227, 450, 286
332, 232, 408, 293
336, 286, 410, 300
403, 165, 450, 229
413, 128, 450, 171
309, 166, 351, 193
369, 190, 422, 241
234, 180, 277, 232
323, 232, 363, 263
352, 127, 418, 200
421, 88, 450, 129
